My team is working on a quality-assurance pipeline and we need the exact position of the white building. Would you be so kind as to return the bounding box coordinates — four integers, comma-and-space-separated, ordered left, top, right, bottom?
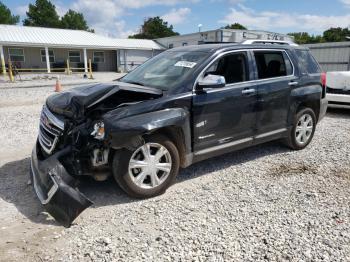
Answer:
156, 29, 294, 48
0, 25, 164, 74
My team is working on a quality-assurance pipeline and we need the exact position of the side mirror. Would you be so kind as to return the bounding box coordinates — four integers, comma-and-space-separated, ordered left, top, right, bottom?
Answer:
197, 74, 226, 90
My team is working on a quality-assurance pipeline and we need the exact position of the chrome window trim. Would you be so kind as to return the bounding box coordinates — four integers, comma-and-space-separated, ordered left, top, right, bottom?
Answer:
192, 48, 296, 93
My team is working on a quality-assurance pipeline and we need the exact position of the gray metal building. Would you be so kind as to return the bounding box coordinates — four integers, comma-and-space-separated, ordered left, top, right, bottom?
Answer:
304, 42, 350, 72
156, 29, 294, 48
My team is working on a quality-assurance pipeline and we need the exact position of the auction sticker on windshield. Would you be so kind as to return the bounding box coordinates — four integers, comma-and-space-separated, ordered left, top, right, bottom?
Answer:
174, 61, 197, 68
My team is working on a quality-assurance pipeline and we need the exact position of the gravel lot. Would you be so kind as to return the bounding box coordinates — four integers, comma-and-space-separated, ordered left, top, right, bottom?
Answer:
0, 86, 350, 261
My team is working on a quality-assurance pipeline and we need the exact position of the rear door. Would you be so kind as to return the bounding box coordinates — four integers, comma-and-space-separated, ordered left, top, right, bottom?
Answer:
192, 51, 258, 153
253, 50, 297, 137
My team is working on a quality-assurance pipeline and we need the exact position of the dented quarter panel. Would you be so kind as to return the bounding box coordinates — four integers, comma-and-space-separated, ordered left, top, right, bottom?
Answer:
289, 79, 323, 124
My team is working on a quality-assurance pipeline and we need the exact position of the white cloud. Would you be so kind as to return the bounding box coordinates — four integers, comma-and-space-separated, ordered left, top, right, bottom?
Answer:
219, 4, 350, 33
69, 0, 198, 38
210, 0, 245, 3
54, 4, 69, 17
15, 5, 28, 16
72, 0, 124, 25
161, 8, 191, 25
117, 0, 198, 8
340, 0, 350, 6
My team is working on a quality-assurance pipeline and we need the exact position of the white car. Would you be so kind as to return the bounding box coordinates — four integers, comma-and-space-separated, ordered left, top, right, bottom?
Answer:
326, 71, 350, 109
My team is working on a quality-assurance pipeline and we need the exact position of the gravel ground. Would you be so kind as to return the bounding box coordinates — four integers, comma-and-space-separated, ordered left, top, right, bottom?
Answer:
0, 86, 350, 261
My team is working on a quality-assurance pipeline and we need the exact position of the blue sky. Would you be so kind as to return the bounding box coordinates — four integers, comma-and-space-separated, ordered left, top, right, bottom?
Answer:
4, 0, 350, 38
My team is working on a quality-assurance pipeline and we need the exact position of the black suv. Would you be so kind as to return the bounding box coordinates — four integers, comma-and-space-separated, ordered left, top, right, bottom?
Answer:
31, 41, 327, 226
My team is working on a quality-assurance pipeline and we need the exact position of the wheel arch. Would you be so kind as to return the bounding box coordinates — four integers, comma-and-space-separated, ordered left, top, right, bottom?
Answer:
105, 108, 193, 168
289, 86, 322, 124
145, 126, 190, 168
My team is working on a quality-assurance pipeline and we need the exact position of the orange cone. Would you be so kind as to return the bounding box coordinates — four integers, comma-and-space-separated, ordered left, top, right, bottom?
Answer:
55, 77, 62, 92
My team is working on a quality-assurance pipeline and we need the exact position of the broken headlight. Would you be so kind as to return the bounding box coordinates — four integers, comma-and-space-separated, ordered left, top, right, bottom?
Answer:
91, 121, 105, 140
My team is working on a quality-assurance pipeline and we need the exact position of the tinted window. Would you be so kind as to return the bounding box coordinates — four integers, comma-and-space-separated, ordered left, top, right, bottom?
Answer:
205, 53, 248, 84
254, 51, 291, 79
295, 50, 321, 74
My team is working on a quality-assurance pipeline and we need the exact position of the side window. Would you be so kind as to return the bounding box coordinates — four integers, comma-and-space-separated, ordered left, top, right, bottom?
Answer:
283, 52, 293, 75
254, 51, 292, 79
294, 50, 321, 74
205, 52, 248, 85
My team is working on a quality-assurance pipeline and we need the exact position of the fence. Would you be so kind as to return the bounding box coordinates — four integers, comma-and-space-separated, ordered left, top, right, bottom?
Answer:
2, 59, 94, 82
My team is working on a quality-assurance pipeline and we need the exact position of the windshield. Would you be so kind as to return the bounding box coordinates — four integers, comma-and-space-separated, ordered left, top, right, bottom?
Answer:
121, 51, 209, 91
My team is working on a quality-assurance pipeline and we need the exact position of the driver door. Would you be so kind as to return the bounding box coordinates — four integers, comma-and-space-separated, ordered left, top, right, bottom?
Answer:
192, 51, 258, 153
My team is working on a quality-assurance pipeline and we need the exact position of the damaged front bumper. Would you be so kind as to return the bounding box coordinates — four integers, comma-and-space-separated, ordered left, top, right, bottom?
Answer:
30, 142, 92, 227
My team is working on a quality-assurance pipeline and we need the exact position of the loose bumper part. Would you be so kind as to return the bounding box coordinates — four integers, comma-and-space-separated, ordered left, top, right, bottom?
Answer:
30, 142, 92, 227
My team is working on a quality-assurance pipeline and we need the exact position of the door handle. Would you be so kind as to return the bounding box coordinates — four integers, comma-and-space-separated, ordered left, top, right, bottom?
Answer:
288, 81, 299, 86
242, 88, 256, 95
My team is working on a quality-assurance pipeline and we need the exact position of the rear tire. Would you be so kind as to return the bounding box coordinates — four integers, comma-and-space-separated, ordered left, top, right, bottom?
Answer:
112, 134, 180, 198
285, 107, 316, 150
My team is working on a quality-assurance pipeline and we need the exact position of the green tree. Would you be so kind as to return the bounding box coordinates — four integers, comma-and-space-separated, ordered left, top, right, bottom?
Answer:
23, 0, 60, 28
289, 27, 350, 44
288, 32, 325, 44
0, 1, 19, 24
323, 27, 350, 42
60, 9, 92, 31
288, 32, 313, 44
129, 16, 179, 39
223, 23, 247, 30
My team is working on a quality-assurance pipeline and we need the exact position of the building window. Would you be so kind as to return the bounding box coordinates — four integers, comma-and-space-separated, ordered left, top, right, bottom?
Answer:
168, 43, 174, 49
182, 42, 188, 46
40, 49, 55, 63
93, 51, 105, 63
68, 50, 81, 63
9, 48, 25, 62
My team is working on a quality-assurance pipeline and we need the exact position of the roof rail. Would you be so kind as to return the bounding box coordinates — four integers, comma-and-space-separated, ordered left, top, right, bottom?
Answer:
241, 40, 299, 46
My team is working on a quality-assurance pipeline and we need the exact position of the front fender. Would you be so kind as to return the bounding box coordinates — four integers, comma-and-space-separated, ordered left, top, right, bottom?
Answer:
104, 108, 191, 149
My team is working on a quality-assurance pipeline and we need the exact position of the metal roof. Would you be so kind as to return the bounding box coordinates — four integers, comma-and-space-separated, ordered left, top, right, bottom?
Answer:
0, 25, 164, 50
304, 41, 350, 48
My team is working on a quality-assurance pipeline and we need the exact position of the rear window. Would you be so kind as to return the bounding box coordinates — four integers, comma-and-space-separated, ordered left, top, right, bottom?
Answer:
295, 50, 321, 74
254, 51, 293, 80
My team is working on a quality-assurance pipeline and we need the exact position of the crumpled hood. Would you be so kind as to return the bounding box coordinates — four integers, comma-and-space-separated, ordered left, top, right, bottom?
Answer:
46, 81, 162, 119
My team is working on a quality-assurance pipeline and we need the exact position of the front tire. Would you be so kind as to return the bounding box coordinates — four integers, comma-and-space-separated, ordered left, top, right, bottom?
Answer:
285, 107, 316, 150
112, 134, 180, 198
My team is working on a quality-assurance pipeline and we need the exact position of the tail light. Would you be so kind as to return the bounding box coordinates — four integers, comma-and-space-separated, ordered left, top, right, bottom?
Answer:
321, 72, 326, 98
321, 72, 326, 87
